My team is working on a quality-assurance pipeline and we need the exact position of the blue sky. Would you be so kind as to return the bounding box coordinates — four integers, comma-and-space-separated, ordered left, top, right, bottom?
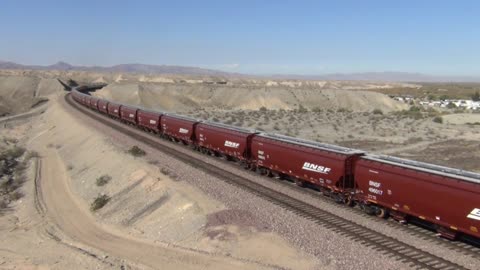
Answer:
1, 0, 479, 75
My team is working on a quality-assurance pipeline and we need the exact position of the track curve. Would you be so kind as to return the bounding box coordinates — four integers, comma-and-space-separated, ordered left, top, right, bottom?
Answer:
65, 93, 472, 269
32, 95, 282, 270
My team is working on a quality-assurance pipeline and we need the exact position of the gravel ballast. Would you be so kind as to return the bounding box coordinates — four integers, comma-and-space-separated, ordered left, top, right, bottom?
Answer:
65, 98, 479, 270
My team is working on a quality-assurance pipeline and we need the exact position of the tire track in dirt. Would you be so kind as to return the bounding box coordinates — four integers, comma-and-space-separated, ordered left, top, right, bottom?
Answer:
30, 96, 282, 270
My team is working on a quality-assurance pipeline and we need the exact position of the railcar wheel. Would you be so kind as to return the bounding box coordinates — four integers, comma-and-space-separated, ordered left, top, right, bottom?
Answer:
344, 196, 356, 207
361, 204, 376, 215
376, 207, 389, 219
295, 179, 305, 187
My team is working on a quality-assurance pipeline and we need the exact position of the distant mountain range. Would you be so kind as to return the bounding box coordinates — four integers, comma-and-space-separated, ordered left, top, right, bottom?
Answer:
271, 72, 480, 83
0, 60, 236, 77
1, 60, 479, 82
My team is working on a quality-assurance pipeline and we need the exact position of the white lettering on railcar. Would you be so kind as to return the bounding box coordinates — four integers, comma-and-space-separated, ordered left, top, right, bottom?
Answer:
103, 106, 106, 109
467, 208, 480, 221
368, 180, 383, 196
114, 109, 118, 113
149, 120, 156, 124
302, 162, 331, 174
225, 140, 240, 148
179, 128, 189, 134
129, 113, 134, 118
368, 187, 383, 195
369, 180, 381, 188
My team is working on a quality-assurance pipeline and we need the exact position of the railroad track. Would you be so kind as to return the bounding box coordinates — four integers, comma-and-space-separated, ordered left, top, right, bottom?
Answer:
65, 93, 470, 270
266, 175, 480, 258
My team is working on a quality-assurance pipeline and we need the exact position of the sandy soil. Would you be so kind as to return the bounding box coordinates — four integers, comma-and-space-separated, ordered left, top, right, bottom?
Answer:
0, 75, 59, 116
93, 82, 407, 113
0, 93, 317, 269
0, 69, 411, 116
185, 108, 480, 171
442, 113, 480, 125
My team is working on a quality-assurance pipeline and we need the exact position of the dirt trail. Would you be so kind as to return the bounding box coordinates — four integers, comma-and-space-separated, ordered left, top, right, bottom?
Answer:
379, 140, 444, 155
35, 147, 275, 270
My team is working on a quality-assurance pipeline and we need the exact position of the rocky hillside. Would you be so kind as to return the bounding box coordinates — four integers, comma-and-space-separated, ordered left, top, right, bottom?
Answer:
0, 75, 61, 116
94, 82, 407, 113
0, 69, 409, 116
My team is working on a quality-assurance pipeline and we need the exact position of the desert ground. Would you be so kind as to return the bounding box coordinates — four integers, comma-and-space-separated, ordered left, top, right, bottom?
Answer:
86, 71, 480, 172
1, 69, 480, 269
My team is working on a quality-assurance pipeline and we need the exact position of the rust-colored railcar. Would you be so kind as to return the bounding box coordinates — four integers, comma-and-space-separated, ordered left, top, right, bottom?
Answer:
71, 91, 79, 102
107, 102, 121, 118
354, 155, 480, 240
195, 122, 257, 161
98, 100, 109, 114
251, 133, 364, 195
90, 97, 100, 110
160, 114, 199, 144
77, 93, 86, 105
119, 105, 138, 124
84, 95, 92, 107
137, 109, 162, 132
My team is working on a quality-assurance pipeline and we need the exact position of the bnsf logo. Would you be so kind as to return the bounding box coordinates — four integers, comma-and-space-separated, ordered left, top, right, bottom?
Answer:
302, 162, 331, 174
224, 140, 240, 148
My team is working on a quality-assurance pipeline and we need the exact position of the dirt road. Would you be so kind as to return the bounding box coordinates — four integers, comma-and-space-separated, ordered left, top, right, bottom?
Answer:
35, 147, 276, 270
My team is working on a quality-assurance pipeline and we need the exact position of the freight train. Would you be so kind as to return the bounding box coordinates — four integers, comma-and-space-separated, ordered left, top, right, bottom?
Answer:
71, 90, 480, 242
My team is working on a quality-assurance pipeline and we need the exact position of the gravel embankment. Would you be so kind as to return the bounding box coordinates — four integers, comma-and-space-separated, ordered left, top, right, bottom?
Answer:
65, 99, 478, 270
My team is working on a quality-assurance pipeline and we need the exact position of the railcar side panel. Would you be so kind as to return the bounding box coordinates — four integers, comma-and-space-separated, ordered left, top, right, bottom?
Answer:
137, 109, 162, 132
90, 97, 100, 110
196, 123, 254, 160
354, 158, 480, 238
107, 102, 121, 118
98, 100, 109, 114
119, 105, 138, 124
84, 96, 91, 107
78, 94, 86, 105
251, 136, 358, 191
72, 92, 79, 102
160, 115, 198, 143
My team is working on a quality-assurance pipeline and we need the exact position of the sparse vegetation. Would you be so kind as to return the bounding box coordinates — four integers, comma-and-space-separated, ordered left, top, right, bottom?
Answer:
0, 199, 7, 211
393, 106, 424, 119
8, 191, 23, 201
25, 150, 40, 160
96, 174, 111, 186
472, 91, 480, 101
433, 116, 443, 124
160, 168, 171, 175
3, 137, 18, 144
372, 109, 383, 115
90, 194, 110, 211
370, 82, 480, 100
446, 102, 457, 109
128, 146, 146, 157
312, 107, 322, 113
1, 146, 26, 160
0, 144, 29, 213
297, 105, 308, 113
